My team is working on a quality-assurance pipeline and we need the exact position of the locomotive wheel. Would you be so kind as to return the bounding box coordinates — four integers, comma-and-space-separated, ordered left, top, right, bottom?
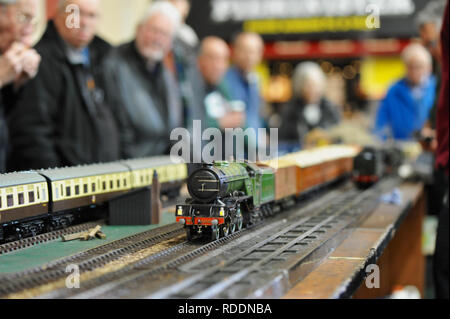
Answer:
230, 220, 237, 234
221, 224, 230, 237
211, 226, 220, 241
237, 217, 243, 231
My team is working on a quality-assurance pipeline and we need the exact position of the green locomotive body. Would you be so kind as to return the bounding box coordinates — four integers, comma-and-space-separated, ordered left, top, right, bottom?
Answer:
177, 161, 276, 241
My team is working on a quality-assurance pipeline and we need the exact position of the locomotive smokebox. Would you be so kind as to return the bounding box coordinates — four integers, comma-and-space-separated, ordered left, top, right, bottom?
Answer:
187, 162, 249, 203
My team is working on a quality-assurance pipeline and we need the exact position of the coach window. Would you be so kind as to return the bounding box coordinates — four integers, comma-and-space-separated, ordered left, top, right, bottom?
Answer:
66, 186, 71, 197
124, 179, 127, 187
29, 191, 35, 203
110, 180, 114, 189
103, 181, 107, 190
75, 185, 80, 196
36, 186, 40, 200
141, 175, 144, 184
117, 179, 120, 188
84, 184, 88, 194
18, 193, 25, 205
7, 194, 14, 207
0, 196, 2, 208
60, 185, 64, 197
92, 183, 96, 192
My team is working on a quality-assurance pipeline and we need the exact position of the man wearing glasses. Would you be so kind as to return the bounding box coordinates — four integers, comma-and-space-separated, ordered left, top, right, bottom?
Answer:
0, 0, 40, 173
7, 0, 120, 172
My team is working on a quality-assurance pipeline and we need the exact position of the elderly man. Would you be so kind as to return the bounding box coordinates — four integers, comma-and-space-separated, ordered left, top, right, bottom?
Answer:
8, 0, 119, 171
375, 43, 437, 141
1, 0, 41, 117
223, 32, 265, 133
0, 0, 40, 172
102, 2, 183, 159
198, 36, 245, 131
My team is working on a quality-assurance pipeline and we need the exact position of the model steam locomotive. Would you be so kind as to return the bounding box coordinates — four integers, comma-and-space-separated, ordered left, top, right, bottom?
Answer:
352, 146, 404, 189
176, 145, 360, 241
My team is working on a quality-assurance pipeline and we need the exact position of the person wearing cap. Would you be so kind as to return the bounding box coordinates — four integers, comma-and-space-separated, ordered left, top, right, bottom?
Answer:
102, 1, 183, 159
7, 0, 120, 171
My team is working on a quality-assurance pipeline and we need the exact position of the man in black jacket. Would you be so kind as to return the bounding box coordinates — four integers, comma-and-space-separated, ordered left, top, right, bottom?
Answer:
8, 0, 120, 171
102, 1, 183, 159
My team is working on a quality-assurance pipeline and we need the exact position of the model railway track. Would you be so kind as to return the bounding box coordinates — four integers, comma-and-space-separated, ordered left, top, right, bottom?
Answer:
0, 222, 185, 298
150, 179, 396, 299
0, 194, 188, 257
63, 179, 395, 299
12, 185, 348, 299
0, 222, 103, 256
44, 187, 354, 299
42, 223, 264, 299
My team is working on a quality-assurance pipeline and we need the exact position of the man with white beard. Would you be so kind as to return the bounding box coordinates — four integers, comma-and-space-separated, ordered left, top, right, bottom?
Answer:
102, 1, 183, 159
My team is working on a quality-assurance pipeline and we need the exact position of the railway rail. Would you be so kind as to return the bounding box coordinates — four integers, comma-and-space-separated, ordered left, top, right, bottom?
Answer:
0, 179, 397, 299
0, 195, 187, 257
66, 179, 396, 299
0, 222, 185, 298
0, 222, 103, 256
5, 185, 347, 299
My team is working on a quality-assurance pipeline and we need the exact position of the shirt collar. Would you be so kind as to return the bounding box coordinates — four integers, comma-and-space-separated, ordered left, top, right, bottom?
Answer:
64, 43, 90, 67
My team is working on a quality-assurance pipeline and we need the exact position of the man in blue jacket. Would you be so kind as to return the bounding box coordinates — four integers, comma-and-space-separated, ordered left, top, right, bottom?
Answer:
375, 43, 437, 141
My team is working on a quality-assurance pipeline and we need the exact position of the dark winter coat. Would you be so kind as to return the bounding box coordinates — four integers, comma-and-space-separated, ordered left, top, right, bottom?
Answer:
7, 21, 120, 171
101, 41, 183, 159
279, 97, 341, 146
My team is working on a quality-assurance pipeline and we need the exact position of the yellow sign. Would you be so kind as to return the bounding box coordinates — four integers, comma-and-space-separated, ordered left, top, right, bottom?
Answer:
244, 16, 370, 34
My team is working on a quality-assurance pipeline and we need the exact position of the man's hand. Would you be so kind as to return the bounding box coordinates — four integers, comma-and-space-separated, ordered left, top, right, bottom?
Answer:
219, 111, 246, 130
0, 42, 28, 88
14, 48, 41, 87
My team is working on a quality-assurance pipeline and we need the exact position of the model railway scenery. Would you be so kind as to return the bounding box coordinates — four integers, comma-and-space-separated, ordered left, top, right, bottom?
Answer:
0, 0, 446, 305
0, 157, 187, 244
0, 142, 423, 301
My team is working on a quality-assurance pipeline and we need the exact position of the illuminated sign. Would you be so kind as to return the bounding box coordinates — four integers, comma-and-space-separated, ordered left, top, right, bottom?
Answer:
187, 0, 434, 41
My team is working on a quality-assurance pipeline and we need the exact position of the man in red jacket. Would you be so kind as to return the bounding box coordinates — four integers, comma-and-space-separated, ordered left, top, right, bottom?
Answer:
434, 0, 449, 300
